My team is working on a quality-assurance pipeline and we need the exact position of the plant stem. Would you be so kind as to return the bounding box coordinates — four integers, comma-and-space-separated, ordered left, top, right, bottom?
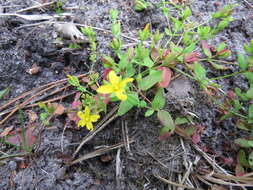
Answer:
210, 70, 246, 80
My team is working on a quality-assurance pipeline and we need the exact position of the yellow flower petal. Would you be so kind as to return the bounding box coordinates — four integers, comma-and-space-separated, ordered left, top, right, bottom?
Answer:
86, 122, 94, 131
84, 106, 90, 117
77, 111, 84, 118
108, 71, 120, 85
78, 119, 86, 127
97, 84, 114, 94
120, 77, 134, 88
115, 91, 127, 101
90, 115, 100, 122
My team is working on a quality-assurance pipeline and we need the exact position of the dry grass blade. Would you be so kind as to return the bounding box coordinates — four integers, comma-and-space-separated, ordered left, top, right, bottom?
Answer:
199, 168, 253, 184
154, 174, 196, 189
15, 0, 57, 13
121, 121, 131, 154
0, 74, 87, 125
242, 0, 253, 9
73, 106, 118, 158
70, 140, 134, 165
196, 174, 253, 187
193, 144, 249, 189
177, 162, 193, 190
0, 152, 30, 161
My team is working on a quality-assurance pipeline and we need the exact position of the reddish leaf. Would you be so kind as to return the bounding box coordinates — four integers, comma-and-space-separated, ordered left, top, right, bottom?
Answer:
71, 92, 82, 109
5, 134, 21, 146
184, 52, 200, 63
0, 126, 14, 137
103, 68, 112, 80
221, 156, 234, 166
192, 125, 204, 144
156, 66, 172, 88
192, 132, 200, 144
52, 103, 65, 115
67, 112, 80, 123
158, 131, 173, 141
25, 127, 36, 148
100, 94, 110, 104
235, 164, 245, 176
227, 90, 235, 99
215, 49, 231, 57
162, 49, 170, 58
151, 48, 159, 61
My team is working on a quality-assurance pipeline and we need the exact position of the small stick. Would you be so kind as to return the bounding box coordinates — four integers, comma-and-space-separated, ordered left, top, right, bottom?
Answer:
0, 73, 87, 111
242, 0, 253, 9
0, 74, 87, 125
121, 121, 131, 154
154, 174, 196, 189
15, 0, 57, 13
70, 140, 134, 165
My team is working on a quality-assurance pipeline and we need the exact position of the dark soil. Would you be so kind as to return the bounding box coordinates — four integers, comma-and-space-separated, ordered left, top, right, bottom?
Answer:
0, 0, 253, 189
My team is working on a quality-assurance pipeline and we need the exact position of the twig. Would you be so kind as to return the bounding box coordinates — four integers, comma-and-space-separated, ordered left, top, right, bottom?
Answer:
0, 152, 30, 161
15, 0, 57, 13
73, 106, 119, 158
121, 121, 131, 154
0, 74, 87, 125
116, 148, 123, 189
196, 174, 253, 187
242, 0, 253, 9
146, 151, 169, 169
154, 174, 196, 189
70, 140, 134, 165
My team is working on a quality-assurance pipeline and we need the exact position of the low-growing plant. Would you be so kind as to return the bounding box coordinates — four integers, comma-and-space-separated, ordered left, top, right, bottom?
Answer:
63, 4, 238, 138
81, 26, 97, 63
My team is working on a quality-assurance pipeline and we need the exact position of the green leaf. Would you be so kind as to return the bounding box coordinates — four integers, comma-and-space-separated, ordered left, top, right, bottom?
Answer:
109, 9, 118, 21
0, 87, 10, 99
127, 92, 139, 106
238, 149, 249, 167
194, 63, 206, 81
183, 43, 196, 54
117, 93, 138, 116
244, 72, 253, 84
198, 26, 211, 40
248, 151, 253, 166
138, 100, 147, 108
246, 88, 253, 99
175, 117, 188, 125
138, 70, 162, 90
237, 53, 248, 71
119, 53, 128, 69
217, 42, 226, 52
144, 109, 154, 117
235, 164, 245, 176
142, 55, 154, 68
235, 138, 253, 148
112, 22, 121, 38
210, 62, 228, 70
248, 103, 253, 123
152, 88, 165, 110
157, 110, 175, 134
67, 75, 80, 87
117, 100, 134, 116
134, 0, 149, 11
181, 7, 191, 20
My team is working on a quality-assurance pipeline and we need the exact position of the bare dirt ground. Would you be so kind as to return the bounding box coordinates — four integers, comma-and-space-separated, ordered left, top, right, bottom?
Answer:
0, 0, 253, 189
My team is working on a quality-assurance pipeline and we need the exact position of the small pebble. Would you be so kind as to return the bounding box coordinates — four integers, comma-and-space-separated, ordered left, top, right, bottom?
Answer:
8, 161, 17, 170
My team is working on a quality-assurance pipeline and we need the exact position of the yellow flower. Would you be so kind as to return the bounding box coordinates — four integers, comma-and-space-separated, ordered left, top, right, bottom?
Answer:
96, 71, 134, 101
77, 106, 100, 131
